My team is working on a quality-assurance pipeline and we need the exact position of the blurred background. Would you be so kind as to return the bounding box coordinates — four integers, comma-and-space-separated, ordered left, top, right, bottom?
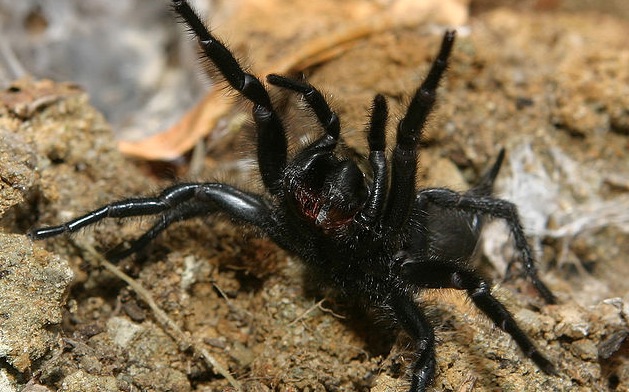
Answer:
0, 0, 206, 141
1, 0, 627, 141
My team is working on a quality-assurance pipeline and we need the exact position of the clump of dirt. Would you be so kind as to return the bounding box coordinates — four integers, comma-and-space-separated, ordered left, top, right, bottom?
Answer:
1, 5, 629, 392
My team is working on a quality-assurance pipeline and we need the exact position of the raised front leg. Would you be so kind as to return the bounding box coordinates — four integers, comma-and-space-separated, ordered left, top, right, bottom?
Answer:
356, 94, 389, 229
265, 74, 340, 162
172, 0, 287, 194
384, 31, 456, 232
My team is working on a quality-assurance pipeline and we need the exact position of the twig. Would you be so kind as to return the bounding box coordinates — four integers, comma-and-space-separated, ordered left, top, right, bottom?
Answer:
73, 240, 242, 391
289, 298, 346, 326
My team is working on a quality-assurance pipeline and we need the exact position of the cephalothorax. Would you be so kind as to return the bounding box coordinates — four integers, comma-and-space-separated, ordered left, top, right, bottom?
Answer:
30, 1, 557, 390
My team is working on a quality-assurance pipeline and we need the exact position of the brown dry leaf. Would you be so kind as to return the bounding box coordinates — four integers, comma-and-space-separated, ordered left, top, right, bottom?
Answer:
118, 0, 470, 160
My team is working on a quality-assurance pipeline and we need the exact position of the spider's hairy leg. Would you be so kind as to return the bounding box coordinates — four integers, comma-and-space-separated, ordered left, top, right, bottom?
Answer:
384, 31, 456, 231
106, 201, 208, 262
29, 184, 203, 239
416, 187, 556, 304
401, 259, 555, 374
267, 74, 340, 142
106, 186, 274, 261
389, 292, 437, 391
356, 94, 389, 227
172, 0, 287, 194
458, 273, 556, 374
468, 148, 505, 197
265, 75, 340, 176
29, 183, 273, 252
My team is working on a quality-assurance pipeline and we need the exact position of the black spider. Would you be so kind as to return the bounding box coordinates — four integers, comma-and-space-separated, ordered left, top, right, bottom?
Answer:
29, 0, 557, 390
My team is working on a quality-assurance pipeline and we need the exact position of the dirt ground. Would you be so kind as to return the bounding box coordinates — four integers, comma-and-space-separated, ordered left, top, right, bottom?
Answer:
1, 1, 629, 391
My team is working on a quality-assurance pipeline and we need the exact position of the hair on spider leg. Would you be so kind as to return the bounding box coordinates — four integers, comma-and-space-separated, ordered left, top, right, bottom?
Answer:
28, 1, 560, 390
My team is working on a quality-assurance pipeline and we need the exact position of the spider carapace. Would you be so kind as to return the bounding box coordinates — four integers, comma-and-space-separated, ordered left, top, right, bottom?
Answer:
29, 1, 557, 390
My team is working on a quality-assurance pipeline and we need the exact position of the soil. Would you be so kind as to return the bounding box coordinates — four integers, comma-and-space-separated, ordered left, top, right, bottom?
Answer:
1, 2, 628, 392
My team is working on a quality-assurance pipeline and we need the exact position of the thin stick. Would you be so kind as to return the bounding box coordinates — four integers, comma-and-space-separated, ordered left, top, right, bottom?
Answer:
289, 298, 346, 326
74, 240, 242, 391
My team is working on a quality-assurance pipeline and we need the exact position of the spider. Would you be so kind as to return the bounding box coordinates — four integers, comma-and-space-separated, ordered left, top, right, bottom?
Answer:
29, 0, 557, 390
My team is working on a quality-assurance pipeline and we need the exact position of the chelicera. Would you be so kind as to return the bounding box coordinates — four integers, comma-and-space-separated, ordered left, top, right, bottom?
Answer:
29, 1, 557, 390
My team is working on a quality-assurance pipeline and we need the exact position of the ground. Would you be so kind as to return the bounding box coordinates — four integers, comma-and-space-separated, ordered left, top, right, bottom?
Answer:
1, 2, 628, 391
